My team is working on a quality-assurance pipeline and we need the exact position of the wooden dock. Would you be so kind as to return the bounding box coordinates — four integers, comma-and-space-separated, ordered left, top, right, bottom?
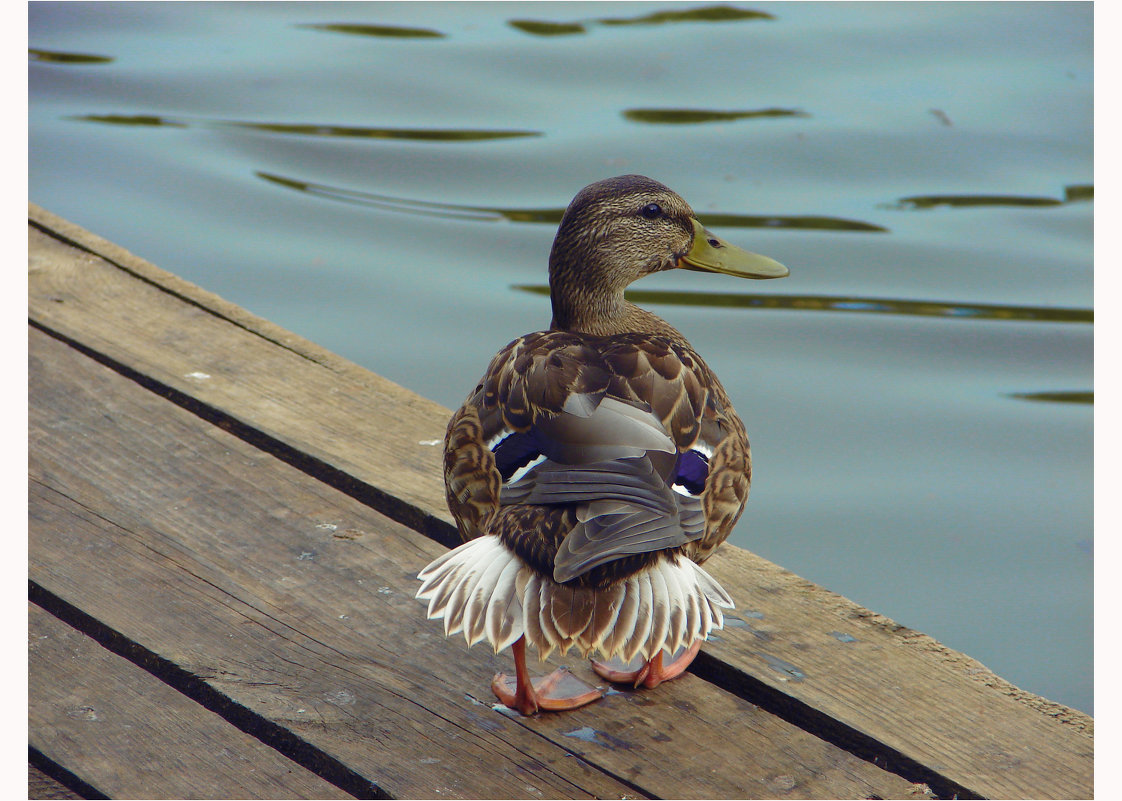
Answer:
28, 203, 1093, 800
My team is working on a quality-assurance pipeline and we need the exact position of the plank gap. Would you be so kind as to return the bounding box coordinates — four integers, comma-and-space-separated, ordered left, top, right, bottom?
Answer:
29, 747, 107, 800
29, 581, 386, 800
690, 651, 979, 799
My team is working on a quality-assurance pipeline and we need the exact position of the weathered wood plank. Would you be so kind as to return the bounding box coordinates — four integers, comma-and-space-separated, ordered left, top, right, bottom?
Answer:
28, 762, 83, 800
29, 325, 922, 800
28, 204, 1094, 798
701, 550, 1094, 799
29, 206, 452, 541
30, 603, 351, 800
28, 333, 632, 800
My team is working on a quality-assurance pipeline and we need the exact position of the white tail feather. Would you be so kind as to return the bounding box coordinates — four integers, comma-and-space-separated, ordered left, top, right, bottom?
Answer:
622, 573, 655, 663
484, 560, 526, 652
605, 578, 641, 659
416, 535, 734, 662
645, 569, 668, 661
523, 573, 550, 660
661, 559, 687, 655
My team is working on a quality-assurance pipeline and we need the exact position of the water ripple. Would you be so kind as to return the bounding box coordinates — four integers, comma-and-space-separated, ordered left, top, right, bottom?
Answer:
510, 5, 775, 36
227, 120, 539, 142
599, 5, 775, 25
513, 285, 1092, 325
508, 20, 588, 36
255, 171, 884, 232
71, 113, 538, 142
1009, 391, 1093, 405
30, 48, 113, 65
889, 186, 1092, 210
297, 22, 445, 39
71, 114, 185, 127
623, 107, 809, 125
257, 172, 509, 222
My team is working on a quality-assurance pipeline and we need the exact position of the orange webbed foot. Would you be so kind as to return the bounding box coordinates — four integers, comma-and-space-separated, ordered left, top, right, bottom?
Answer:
591, 639, 702, 689
491, 668, 604, 715
492, 637, 604, 716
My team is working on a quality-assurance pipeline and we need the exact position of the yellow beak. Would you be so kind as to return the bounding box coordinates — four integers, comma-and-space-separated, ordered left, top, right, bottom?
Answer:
679, 218, 789, 279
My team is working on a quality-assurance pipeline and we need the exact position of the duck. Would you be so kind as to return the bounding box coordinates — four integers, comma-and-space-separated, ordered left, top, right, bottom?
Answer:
416, 175, 788, 715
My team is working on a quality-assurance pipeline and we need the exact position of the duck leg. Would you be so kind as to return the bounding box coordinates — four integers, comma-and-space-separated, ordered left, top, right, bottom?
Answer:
491, 637, 604, 715
591, 639, 703, 689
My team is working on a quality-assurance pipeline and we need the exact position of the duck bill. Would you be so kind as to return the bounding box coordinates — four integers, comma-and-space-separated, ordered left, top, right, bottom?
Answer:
679, 218, 789, 279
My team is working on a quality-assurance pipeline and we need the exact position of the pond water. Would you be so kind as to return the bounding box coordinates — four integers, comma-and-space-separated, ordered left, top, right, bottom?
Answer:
29, 1, 1093, 714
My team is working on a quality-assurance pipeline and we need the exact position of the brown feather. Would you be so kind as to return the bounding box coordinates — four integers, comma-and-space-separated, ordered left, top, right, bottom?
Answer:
426, 175, 783, 666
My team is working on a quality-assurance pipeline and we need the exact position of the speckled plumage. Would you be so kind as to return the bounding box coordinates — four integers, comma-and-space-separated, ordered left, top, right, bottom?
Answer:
417, 175, 786, 713
444, 330, 750, 587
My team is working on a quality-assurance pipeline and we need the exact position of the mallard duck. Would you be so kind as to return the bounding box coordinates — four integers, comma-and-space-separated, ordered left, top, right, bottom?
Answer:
417, 175, 788, 715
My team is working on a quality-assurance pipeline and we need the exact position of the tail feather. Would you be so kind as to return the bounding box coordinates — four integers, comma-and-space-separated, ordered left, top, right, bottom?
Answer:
483, 559, 526, 651
622, 573, 655, 663
415, 535, 734, 663
645, 568, 670, 661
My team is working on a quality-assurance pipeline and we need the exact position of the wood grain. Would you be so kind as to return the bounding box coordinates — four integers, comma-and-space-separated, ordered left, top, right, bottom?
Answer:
29, 208, 453, 541
29, 325, 920, 800
30, 603, 351, 800
701, 548, 1093, 799
28, 763, 83, 800
28, 204, 1094, 799
29, 332, 630, 800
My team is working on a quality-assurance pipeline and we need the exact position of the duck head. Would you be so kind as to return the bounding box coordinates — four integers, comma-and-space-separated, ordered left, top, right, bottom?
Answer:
548, 175, 788, 333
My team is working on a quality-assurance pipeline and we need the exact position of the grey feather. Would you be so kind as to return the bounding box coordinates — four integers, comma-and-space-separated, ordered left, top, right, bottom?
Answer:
502, 456, 674, 511
553, 489, 701, 583
545, 396, 674, 456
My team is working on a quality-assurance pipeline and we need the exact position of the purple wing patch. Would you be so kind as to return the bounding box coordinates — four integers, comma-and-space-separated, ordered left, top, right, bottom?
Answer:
674, 449, 709, 496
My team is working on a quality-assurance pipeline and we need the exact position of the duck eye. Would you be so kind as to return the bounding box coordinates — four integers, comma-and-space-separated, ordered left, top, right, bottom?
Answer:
640, 202, 662, 220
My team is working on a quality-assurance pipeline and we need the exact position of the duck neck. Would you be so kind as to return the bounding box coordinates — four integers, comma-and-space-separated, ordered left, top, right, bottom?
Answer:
549, 282, 687, 342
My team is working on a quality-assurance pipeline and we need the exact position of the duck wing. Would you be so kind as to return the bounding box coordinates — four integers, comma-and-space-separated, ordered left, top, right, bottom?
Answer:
443, 330, 748, 582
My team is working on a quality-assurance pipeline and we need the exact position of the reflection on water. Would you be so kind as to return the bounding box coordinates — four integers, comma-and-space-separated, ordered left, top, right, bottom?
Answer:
513, 284, 1093, 325
226, 121, 538, 142
511, 4, 774, 36
891, 187, 1092, 210
29, 47, 112, 64
507, 19, 588, 36
297, 22, 445, 39
623, 108, 809, 124
697, 212, 885, 233
258, 171, 532, 222
1010, 391, 1093, 405
597, 5, 774, 25
73, 114, 185, 128
74, 114, 539, 142
256, 171, 887, 232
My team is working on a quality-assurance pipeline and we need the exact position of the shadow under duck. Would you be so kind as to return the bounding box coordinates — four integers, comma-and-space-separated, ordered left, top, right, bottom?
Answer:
417, 175, 788, 715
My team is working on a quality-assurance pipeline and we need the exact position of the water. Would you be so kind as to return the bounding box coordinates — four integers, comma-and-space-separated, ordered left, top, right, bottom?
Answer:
29, 2, 1093, 713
